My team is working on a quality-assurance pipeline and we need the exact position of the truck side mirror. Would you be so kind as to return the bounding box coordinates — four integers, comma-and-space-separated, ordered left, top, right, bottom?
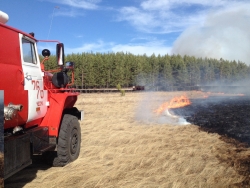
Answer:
56, 43, 64, 66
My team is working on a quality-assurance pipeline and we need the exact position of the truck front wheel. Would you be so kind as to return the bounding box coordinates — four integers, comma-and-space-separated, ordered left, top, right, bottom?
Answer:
53, 114, 81, 166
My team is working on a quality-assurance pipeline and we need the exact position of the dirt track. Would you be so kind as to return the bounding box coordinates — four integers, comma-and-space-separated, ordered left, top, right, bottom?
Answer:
5, 91, 248, 187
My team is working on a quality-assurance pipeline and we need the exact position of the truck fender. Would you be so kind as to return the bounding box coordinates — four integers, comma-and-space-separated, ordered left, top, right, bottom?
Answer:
40, 92, 78, 137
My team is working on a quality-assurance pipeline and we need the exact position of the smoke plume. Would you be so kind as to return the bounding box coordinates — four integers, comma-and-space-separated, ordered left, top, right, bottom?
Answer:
172, 5, 250, 65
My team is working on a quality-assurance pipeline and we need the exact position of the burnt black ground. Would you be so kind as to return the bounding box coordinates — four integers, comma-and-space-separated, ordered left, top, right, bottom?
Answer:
171, 96, 250, 146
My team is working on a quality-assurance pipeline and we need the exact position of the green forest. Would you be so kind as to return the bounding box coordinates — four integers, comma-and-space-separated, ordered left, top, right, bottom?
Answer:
42, 52, 250, 91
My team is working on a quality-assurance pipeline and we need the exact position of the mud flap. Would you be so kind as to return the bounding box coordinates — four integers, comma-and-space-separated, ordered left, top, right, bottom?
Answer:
4, 133, 32, 179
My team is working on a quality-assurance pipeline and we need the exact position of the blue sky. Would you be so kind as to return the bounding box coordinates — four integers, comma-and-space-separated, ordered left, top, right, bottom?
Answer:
1, 0, 250, 64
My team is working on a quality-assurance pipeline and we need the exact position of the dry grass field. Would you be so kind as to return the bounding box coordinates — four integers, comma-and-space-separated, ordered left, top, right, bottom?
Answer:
5, 91, 250, 188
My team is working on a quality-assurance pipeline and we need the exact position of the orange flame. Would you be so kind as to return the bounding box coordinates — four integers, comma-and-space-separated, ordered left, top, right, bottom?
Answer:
154, 95, 191, 115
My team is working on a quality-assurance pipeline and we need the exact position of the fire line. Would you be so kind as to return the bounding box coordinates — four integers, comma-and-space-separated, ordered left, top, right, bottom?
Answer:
154, 95, 191, 115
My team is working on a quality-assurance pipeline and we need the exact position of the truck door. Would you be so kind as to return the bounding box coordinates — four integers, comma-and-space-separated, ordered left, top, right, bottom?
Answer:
19, 34, 48, 123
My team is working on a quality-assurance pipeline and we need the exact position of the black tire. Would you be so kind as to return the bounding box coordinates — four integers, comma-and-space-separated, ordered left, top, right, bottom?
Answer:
53, 114, 81, 167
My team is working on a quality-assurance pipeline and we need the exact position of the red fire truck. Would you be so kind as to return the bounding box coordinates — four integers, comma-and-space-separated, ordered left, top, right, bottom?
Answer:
0, 10, 83, 179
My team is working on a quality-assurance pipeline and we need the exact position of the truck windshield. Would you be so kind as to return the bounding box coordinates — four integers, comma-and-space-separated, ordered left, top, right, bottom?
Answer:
22, 38, 37, 64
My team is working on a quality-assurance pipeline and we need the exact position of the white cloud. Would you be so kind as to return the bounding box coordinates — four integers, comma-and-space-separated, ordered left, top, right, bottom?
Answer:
117, 7, 161, 33
118, 2, 205, 33
65, 40, 107, 54
65, 40, 172, 56
140, 0, 228, 11
62, 0, 100, 9
43, 0, 101, 10
112, 42, 172, 56
54, 8, 85, 17
117, 0, 248, 34
41, 0, 102, 17
76, 35, 83, 38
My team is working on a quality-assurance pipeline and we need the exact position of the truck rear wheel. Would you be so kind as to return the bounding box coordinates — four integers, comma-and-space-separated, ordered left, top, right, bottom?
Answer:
53, 114, 81, 166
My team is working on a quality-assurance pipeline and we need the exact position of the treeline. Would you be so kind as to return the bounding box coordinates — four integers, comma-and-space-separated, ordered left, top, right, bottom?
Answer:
42, 52, 250, 90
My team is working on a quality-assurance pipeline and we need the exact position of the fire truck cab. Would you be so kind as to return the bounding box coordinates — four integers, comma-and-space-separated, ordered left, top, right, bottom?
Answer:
0, 10, 83, 179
